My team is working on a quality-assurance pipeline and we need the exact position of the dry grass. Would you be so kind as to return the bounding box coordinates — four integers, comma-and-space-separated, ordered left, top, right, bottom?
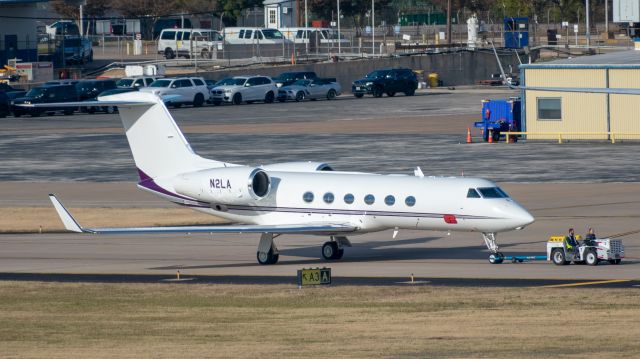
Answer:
0, 282, 639, 358
0, 207, 228, 233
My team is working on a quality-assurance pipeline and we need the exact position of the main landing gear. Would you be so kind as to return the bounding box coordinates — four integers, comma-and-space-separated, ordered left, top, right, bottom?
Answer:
322, 236, 351, 260
255, 234, 352, 265
257, 233, 280, 265
482, 232, 505, 264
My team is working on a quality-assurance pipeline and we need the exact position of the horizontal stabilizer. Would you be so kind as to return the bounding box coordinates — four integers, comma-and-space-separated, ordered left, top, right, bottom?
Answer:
48, 195, 356, 235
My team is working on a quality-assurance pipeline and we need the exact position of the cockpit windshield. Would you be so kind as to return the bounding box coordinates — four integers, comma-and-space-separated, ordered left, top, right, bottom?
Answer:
477, 187, 510, 198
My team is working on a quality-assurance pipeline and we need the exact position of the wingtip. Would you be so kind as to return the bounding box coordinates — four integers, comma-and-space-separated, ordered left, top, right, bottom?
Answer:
48, 195, 84, 233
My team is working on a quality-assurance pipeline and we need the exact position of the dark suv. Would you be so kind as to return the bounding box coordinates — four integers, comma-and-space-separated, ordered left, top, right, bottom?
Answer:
76, 79, 117, 113
272, 71, 317, 87
11, 84, 79, 117
352, 68, 418, 98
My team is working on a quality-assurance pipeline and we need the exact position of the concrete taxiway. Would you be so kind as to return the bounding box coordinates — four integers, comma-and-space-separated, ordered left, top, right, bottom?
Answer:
2, 87, 638, 286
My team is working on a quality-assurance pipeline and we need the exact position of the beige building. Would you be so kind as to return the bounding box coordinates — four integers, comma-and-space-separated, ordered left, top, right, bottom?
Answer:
521, 51, 640, 141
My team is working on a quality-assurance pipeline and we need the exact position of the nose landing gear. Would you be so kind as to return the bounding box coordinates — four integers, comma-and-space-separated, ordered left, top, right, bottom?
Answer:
482, 232, 504, 264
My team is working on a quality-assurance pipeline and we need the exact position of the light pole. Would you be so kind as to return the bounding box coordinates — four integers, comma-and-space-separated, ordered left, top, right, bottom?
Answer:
337, 0, 341, 54
304, 0, 309, 53
372, 0, 375, 56
585, 0, 590, 47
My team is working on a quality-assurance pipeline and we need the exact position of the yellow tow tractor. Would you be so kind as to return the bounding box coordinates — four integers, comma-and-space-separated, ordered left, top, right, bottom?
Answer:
546, 235, 624, 266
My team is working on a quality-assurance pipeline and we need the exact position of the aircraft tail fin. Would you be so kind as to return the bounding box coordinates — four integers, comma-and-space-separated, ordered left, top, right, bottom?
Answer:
99, 92, 221, 180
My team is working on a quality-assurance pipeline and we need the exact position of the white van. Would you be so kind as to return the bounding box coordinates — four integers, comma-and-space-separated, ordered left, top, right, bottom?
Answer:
157, 28, 223, 59
223, 27, 291, 45
279, 27, 349, 45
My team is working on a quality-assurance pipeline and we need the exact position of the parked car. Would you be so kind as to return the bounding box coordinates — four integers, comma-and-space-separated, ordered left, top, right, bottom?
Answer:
352, 68, 418, 98
157, 28, 223, 59
73, 79, 118, 113
139, 77, 209, 107
11, 84, 79, 117
210, 76, 277, 105
277, 78, 341, 102
223, 27, 290, 45
0, 91, 10, 118
58, 36, 93, 64
272, 71, 317, 87
0, 83, 18, 92
116, 76, 160, 89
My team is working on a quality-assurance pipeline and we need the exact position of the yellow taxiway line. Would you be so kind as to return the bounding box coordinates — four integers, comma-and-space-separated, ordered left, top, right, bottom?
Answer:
540, 279, 631, 288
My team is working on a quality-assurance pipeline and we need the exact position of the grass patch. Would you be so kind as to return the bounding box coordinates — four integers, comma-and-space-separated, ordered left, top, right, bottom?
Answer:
0, 282, 639, 358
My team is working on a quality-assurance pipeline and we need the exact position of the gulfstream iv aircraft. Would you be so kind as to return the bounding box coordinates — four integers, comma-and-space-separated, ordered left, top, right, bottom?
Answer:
44, 92, 534, 265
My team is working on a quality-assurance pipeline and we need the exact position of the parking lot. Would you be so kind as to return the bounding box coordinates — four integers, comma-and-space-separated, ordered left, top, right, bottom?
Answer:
2, 87, 640, 183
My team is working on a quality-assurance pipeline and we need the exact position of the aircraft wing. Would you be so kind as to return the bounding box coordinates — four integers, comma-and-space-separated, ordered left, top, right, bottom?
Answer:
49, 194, 357, 235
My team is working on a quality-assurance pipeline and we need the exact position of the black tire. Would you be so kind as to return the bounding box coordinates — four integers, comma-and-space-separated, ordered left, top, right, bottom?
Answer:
609, 259, 622, 265
354, 93, 364, 98
488, 253, 504, 264
105, 106, 116, 114
585, 249, 599, 266
322, 241, 339, 260
31, 112, 41, 117
372, 86, 383, 98
386, 91, 396, 97
257, 249, 279, 265
193, 93, 204, 107
492, 130, 500, 142
172, 103, 182, 108
552, 248, 567, 265
213, 100, 221, 106
88, 107, 96, 114
264, 91, 275, 103
334, 248, 344, 260
88, 50, 93, 62
295, 91, 305, 102
164, 48, 175, 59
63, 109, 74, 116
327, 89, 336, 100
13, 111, 21, 117
404, 88, 416, 96
232, 93, 242, 105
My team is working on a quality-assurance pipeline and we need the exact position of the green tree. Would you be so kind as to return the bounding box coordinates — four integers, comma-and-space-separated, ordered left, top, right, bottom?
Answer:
51, 0, 111, 19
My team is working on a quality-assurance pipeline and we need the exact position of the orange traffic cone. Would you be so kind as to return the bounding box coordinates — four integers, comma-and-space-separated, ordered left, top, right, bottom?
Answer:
488, 129, 494, 143
291, 50, 296, 65
466, 128, 472, 143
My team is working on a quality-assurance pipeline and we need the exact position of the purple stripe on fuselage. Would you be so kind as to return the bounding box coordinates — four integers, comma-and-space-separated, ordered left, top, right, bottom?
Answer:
137, 167, 209, 206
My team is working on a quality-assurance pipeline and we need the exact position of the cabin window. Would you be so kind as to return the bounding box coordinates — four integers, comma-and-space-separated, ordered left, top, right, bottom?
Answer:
467, 188, 481, 198
405, 196, 416, 207
344, 193, 354, 204
323, 192, 334, 204
364, 194, 375, 205
384, 195, 395, 206
303, 191, 314, 203
537, 97, 562, 120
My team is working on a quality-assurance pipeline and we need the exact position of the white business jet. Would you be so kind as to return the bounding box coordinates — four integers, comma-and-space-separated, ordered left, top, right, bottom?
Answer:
43, 92, 534, 265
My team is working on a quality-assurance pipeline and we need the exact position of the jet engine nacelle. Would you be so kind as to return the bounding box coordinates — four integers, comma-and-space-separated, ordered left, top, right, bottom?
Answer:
174, 166, 271, 205
260, 161, 333, 172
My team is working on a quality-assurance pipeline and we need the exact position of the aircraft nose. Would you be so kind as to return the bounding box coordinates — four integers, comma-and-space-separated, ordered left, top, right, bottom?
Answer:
513, 206, 535, 229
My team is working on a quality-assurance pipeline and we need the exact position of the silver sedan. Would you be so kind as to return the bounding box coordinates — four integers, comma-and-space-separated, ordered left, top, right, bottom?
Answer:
277, 79, 342, 102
